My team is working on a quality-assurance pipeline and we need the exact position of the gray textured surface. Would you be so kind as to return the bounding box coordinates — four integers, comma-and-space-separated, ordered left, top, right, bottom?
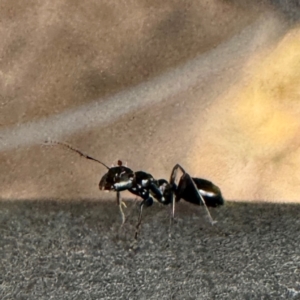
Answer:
1, 199, 300, 299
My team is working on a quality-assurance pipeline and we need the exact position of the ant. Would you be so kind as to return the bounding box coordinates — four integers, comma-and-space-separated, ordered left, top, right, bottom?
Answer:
44, 140, 224, 239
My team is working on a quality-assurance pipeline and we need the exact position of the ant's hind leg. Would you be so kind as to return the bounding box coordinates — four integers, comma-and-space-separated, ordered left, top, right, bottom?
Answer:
170, 164, 216, 225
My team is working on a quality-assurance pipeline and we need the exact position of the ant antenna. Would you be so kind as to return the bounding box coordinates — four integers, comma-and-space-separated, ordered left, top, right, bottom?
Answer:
44, 140, 110, 169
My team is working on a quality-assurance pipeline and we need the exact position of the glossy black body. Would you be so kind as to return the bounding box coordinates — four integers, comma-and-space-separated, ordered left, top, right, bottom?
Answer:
176, 176, 224, 207
98, 166, 224, 207
47, 140, 223, 230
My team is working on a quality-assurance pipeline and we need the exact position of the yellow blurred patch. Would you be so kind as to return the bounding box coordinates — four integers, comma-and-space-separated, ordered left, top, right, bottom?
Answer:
234, 28, 300, 151
189, 26, 300, 202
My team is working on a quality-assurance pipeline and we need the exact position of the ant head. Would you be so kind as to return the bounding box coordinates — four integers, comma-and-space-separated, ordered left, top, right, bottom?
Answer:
99, 165, 134, 191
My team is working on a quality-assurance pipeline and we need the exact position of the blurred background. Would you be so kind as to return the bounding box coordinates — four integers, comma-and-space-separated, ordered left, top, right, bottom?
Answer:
0, 0, 299, 202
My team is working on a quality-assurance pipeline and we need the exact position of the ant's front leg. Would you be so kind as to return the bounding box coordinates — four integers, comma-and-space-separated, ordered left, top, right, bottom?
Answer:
116, 191, 128, 226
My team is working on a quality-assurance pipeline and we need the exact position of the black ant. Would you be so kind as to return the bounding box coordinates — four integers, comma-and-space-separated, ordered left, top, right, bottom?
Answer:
44, 140, 224, 238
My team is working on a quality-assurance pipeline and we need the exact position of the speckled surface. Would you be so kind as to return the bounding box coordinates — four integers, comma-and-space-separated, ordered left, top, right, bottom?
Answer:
1, 199, 300, 299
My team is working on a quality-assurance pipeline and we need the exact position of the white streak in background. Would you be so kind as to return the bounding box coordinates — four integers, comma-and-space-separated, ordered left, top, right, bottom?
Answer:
0, 15, 280, 152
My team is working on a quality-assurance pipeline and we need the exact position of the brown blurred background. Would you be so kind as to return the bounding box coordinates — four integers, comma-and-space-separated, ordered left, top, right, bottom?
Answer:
0, 0, 300, 202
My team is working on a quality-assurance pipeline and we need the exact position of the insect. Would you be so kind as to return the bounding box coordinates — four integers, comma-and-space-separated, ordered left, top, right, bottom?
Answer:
45, 140, 224, 238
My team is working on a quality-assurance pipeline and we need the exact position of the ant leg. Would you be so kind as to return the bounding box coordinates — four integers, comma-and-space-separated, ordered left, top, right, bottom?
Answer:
135, 203, 144, 240
116, 191, 127, 226
134, 197, 153, 240
123, 197, 139, 224
170, 164, 216, 225
169, 164, 186, 220
172, 194, 175, 219
186, 174, 216, 225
